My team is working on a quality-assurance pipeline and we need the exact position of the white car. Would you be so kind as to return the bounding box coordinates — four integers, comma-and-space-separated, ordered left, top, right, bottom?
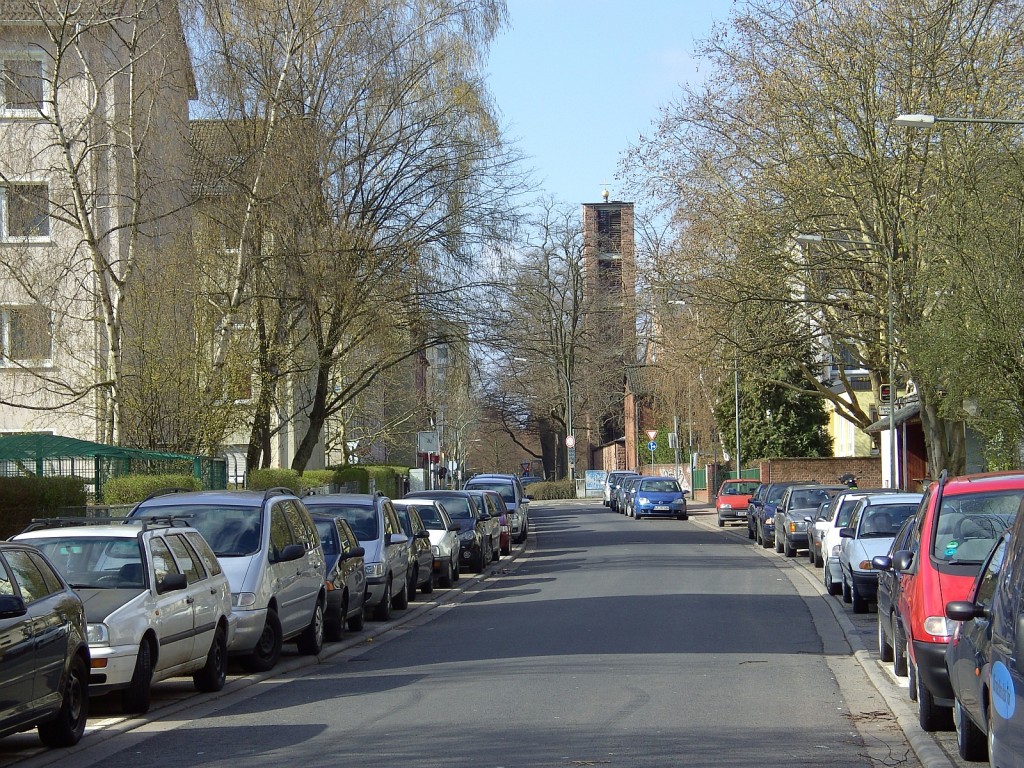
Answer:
394, 499, 460, 587
838, 493, 922, 613
16, 520, 235, 714
820, 489, 902, 596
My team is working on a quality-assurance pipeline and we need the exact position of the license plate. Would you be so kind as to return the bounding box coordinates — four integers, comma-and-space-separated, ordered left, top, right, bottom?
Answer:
654, 506, 669, 511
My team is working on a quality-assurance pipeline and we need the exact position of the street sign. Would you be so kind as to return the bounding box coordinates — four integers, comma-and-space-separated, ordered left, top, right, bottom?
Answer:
568, 447, 577, 464
647, 440, 658, 452
645, 429, 658, 441
565, 435, 576, 448
879, 384, 892, 404
878, 404, 892, 417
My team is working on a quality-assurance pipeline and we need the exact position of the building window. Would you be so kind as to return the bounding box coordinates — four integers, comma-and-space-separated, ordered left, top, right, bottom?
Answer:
1, 304, 52, 364
1, 183, 50, 240
1, 53, 45, 115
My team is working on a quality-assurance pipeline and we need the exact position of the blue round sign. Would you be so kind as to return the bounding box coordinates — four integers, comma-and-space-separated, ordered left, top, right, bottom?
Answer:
647, 440, 657, 451
992, 661, 1016, 721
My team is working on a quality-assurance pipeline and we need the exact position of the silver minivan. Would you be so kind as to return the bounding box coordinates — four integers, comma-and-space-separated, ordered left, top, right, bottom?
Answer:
131, 488, 326, 672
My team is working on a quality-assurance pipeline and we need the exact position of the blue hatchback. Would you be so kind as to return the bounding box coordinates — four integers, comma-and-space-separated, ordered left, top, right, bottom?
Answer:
632, 477, 688, 520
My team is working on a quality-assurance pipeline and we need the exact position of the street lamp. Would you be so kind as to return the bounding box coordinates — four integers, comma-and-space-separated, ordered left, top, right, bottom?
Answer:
795, 231, 898, 489
893, 113, 1024, 128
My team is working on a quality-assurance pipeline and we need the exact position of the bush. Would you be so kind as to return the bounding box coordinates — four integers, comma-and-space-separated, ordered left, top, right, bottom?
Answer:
247, 468, 301, 494
0, 476, 88, 538
526, 479, 575, 500
300, 469, 335, 491
103, 474, 202, 504
331, 465, 410, 497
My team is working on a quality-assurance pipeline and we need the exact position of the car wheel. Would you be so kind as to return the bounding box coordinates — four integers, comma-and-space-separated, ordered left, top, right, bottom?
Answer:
392, 575, 409, 609
823, 559, 840, 596
121, 639, 154, 713
492, 538, 501, 561
243, 609, 283, 671
193, 625, 228, 692
893, 617, 908, 677
718, 518, 725, 528
421, 568, 434, 594
747, 522, 755, 540
813, 548, 823, 567
877, 614, 893, 663
954, 697, 987, 760
406, 566, 417, 603
841, 574, 852, 604
373, 579, 393, 621
917, 664, 954, 731
347, 603, 365, 632
775, 531, 784, 553
37, 653, 88, 748
325, 594, 346, 642
501, 540, 511, 555
784, 539, 796, 558
296, 599, 325, 656
909, 655, 918, 701
452, 556, 461, 582
851, 579, 868, 614
439, 560, 453, 588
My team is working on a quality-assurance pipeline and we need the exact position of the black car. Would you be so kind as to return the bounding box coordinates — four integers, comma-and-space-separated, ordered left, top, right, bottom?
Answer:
405, 491, 491, 572
393, 502, 435, 599
873, 513, 917, 678
747, 483, 769, 540
0, 541, 90, 748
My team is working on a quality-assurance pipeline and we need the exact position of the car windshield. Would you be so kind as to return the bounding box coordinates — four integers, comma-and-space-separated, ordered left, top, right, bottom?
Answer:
20, 536, 145, 589
766, 485, 789, 504
723, 482, 759, 495
403, 503, 446, 530
791, 489, 833, 509
423, 496, 473, 518
933, 489, 1024, 564
641, 479, 680, 493
313, 520, 338, 556
466, 481, 515, 503
134, 504, 261, 557
836, 498, 860, 527
306, 503, 379, 541
859, 504, 917, 537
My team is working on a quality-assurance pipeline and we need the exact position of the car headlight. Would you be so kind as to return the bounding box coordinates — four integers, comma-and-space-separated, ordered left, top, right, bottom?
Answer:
365, 561, 386, 578
638, 497, 650, 505
719, 503, 733, 510
923, 616, 955, 638
431, 545, 440, 556
87, 622, 109, 645
232, 592, 257, 609
458, 530, 475, 542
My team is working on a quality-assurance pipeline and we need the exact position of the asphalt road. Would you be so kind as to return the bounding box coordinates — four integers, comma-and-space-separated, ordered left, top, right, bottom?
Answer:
6, 498, 925, 768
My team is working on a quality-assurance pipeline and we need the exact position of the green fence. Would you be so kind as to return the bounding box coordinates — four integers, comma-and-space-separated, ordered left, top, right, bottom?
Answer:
692, 467, 707, 490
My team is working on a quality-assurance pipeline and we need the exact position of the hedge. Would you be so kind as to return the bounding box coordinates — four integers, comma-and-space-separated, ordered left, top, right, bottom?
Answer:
102, 474, 203, 504
0, 476, 88, 538
333, 465, 409, 497
247, 468, 343, 494
524, 479, 575, 500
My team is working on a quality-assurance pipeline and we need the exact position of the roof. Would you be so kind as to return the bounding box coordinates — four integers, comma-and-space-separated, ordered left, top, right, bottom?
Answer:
0, 434, 202, 463
864, 402, 921, 434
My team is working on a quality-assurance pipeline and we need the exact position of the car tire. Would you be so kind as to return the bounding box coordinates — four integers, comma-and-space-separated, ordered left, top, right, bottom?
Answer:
747, 522, 755, 540
439, 561, 453, 588
193, 625, 228, 692
121, 639, 154, 714
841, 574, 852, 604
909, 655, 918, 701
37, 653, 88, 748
325, 595, 346, 642
718, 518, 725, 528
775, 532, 784, 553
823, 559, 841, 596
492, 539, 501, 561
877, 615, 893, 663
392, 577, 409, 610
296, 599, 325, 656
452, 558, 461, 582
813, 549, 823, 567
917, 664, 954, 731
243, 609, 283, 672
406, 567, 417, 603
893, 618, 908, 677
954, 697, 987, 760
421, 569, 434, 594
784, 539, 796, 558
373, 579, 393, 621
347, 604, 365, 632
501, 540, 511, 555
851, 578, 868, 613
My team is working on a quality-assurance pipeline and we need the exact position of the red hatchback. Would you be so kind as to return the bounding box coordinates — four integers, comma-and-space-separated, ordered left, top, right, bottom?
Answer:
893, 471, 1024, 731
715, 479, 760, 527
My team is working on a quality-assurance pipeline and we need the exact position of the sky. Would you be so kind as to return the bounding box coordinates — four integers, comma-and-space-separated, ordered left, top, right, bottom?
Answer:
485, 0, 735, 209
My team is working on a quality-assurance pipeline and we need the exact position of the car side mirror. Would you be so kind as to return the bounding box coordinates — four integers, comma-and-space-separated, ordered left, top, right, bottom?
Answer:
893, 550, 915, 574
803, 516, 813, 524
0, 594, 27, 619
277, 543, 306, 563
416, 530, 430, 540
526, 495, 534, 501
479, 513, 492, 521
342, 546, 366, 560
839, 528, 854, 539
871, 555, 892, 571
681, 490, 689, 497
946, 600, 987, 622
385, 533, 408, 546
448, 524, 460, 532
157, 573, 188, 594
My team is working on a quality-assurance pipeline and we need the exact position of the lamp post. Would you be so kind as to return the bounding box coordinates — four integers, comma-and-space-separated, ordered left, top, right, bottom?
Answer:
893, 113, 1024, 128
795, 232, 898, 489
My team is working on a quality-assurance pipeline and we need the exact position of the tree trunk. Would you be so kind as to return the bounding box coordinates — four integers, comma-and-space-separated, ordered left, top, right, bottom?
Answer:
920, 396, 967, 480
290, 362, 331, 473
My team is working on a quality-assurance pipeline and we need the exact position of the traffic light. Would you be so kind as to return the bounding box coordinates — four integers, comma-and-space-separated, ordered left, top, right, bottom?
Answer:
879, 384, 892, 404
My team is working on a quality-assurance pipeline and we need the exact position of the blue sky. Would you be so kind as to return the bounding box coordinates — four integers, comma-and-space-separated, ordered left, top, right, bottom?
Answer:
486, 0, 734, 208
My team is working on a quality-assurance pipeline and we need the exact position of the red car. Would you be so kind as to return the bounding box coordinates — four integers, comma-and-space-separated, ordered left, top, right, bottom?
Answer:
891, 471, 1024, 731
715, 479, 760, 527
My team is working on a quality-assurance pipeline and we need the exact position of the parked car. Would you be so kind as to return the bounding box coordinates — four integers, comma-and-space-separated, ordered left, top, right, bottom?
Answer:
747, 483, 770, 540
821, 489, 902, 596
303, 494, 409, 622
623, 476, 645, 518
393, 502, 434, 598
631, 476, 688, 520
131, 488, 326, 672
944, 499, 1024, 766
0, 540, 89, 747
806, 500, 831, 566
756, 481, 812, 548
608, 472, 638, 513
309, 514, 366, 640
394, 498, 460, 587
615, 476, 641, 516
716, 479, 760, 527
605, 470, 640, 508
837, 493, 921, 613
892, 471, 1024, 731
17, 518, 236, 713
873, 513, 917, 677
464, 473, 531, 545
943, 531, 1008, 761
405, 491, 489, 572
464, 489, 504, 561
774, 484, 845, 556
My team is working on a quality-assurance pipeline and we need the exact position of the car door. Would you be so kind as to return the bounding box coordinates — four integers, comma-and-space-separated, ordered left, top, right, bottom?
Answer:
22, 551, 73, 706
381, 502, 408, 586
335, 520, 366, 613
0, 552, 37, 723
164, 533, 219, 665
279, 500, 323, 636
148, 535, 197, 670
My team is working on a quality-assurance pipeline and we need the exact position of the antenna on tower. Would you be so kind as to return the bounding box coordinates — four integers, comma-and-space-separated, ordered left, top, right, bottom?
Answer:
600, 182, 610, 202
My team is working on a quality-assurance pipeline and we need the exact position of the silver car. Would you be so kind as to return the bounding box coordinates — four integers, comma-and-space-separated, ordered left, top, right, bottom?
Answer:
394, 499, 460, 587
774, 485, 846, 557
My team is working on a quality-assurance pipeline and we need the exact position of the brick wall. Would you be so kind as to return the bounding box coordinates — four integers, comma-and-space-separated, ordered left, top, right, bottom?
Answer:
755, 456, 881, 488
